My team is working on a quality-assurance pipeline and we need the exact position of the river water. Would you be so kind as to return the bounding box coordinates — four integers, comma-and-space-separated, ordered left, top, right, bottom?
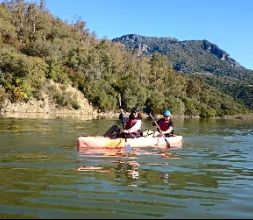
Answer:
0, 117, 253, 219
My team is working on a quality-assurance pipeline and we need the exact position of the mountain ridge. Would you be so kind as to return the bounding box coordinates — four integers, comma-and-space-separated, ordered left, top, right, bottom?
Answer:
112, 34, 253, 82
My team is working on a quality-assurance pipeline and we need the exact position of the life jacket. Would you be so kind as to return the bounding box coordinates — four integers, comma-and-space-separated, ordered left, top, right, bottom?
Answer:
125, 119, 138, 130
124, 119, 142, 137
157, 118, 173, 131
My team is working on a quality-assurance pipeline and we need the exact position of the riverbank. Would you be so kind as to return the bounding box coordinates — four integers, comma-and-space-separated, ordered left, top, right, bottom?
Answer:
220, 113, 253, 120
1, 109, 253, 121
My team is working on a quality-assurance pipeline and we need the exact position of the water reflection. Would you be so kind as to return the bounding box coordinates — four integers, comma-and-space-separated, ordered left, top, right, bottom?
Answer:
77, 147, 141, 180
114, 160, 140, 180
76, 142, 247, 197
76, 145, 184, 184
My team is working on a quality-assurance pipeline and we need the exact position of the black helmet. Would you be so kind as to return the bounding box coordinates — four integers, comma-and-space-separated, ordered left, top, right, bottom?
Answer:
131, 107, 140, 113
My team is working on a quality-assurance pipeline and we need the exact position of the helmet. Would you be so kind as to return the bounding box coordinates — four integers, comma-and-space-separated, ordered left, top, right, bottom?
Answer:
131, 107, 140, 113
163, 110, 171, 117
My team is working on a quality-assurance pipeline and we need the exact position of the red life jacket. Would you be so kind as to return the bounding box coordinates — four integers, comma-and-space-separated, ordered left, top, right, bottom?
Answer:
125, 119, 138, 129
157, 118, 172, 131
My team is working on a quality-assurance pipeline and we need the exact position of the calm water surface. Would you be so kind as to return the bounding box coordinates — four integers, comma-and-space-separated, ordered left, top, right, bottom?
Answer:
0, 117, 253, 219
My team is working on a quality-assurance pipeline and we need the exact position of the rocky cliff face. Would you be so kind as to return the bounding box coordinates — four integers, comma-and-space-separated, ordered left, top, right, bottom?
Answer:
200, 40, 240, 67
0, 81, 99, 120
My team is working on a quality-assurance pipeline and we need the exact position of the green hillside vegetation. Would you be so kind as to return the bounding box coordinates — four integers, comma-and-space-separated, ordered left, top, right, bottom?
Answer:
0, 1, 250, 118
203, 75, 253, 110
113, 34, 253, 81
113, 35, 253, 111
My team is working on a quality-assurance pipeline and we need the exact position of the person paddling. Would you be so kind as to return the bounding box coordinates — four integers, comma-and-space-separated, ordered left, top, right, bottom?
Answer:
153, 110, 174, 137
119, 107, 143, 138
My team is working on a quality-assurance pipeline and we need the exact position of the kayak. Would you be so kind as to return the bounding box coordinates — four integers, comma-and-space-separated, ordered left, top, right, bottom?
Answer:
77, 135, 183, 149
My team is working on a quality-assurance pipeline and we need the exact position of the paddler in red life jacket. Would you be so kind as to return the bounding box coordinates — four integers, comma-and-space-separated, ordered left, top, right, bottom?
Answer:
120, 107, 143, 138
154, 110, 174, 137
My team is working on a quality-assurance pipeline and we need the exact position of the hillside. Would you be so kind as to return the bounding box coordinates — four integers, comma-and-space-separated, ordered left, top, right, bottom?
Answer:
0, 1, 251, 119
112, 34, 253, 110
112, 34, 253, 80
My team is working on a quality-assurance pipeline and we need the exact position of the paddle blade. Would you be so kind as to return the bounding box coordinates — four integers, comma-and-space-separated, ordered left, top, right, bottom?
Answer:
143, 106, 152, 115
165, 138, 171, 148
124, 142, 132, 154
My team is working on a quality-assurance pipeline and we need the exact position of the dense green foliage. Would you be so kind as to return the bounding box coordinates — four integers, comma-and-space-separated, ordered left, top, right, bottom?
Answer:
203, 75, 253, 110
113, 34, 253, 111
0, 1, 250, 117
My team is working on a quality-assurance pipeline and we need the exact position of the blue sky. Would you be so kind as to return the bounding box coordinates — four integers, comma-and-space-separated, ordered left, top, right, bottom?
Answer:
6, 0, 253, 70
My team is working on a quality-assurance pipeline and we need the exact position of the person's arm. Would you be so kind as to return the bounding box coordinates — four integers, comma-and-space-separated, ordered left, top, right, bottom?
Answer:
164, 126, 173, 134
119, 109, 128, 127
119, 108, 124, 121
124, 120, 142, 133
121, 116, 128, 124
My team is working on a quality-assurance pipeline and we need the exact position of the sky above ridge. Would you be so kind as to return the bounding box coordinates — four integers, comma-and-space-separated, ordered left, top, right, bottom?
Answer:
4, 0, 253, 70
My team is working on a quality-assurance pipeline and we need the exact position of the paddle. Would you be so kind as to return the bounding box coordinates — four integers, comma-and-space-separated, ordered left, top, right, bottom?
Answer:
143, 107, 171, 148
103, 93, 124, 138
118, 93, 132, 155
118, 93, 124, 129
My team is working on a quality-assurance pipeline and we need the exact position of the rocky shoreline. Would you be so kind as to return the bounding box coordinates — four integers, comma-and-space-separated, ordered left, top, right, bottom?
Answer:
0, 99, 122, 120
1, 107, 253, 121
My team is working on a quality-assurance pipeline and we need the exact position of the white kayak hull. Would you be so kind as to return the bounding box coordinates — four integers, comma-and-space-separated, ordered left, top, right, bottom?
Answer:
77, 135, 183, 149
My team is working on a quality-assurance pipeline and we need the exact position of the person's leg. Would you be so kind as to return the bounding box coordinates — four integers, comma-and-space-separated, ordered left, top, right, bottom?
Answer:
103, 125, 118, 137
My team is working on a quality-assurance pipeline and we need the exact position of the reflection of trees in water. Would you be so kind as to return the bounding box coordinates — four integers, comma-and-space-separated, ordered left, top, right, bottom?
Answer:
76, 160, 140, 181
76, 155, 225, 192
115, 160, 140, 180
78, 144, 225, 190
77, 147, 182, 183
165, 172, 219, 190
